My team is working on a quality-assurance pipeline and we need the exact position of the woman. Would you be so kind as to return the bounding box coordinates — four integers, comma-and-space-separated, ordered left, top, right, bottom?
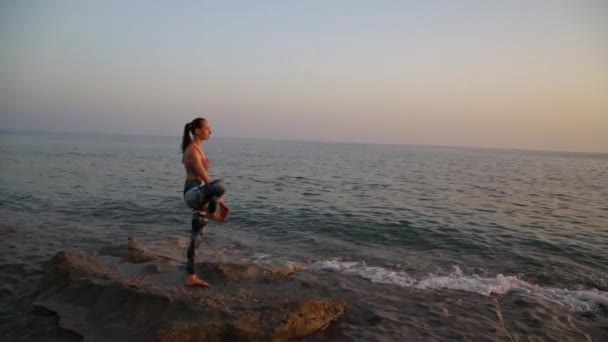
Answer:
181, 117, 230, 287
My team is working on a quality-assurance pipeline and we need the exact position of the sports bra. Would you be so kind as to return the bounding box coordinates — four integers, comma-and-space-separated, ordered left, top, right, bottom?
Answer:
183, 144, 212, 193
191, 143, 211, 169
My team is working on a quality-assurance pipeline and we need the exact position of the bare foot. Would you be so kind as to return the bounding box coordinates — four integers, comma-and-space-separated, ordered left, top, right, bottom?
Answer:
208, 203, 231, 222
219, 202, 231, 219
184, 274, 211, 288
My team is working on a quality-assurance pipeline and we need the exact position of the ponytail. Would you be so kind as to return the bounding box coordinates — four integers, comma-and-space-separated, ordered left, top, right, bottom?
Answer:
181, 123, 192, 154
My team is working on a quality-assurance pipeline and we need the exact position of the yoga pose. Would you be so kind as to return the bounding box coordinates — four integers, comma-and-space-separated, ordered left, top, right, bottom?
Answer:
181, 117, 230, 287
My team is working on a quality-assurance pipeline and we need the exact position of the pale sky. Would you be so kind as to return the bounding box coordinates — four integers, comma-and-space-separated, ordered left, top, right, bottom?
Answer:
1, 0, 607, 152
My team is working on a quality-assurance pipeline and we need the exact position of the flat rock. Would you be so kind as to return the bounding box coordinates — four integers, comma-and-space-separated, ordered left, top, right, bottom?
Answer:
33, 245, 345, 342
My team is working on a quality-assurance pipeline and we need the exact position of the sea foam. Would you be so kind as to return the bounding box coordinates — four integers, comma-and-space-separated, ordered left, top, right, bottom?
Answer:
313, 259, 608, 313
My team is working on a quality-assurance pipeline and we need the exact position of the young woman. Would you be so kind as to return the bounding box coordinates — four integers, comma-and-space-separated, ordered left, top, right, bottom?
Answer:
181, 117, 230, 287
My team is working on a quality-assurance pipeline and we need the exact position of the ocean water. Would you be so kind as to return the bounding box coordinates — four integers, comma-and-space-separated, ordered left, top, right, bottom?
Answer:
1, 131, 607, 340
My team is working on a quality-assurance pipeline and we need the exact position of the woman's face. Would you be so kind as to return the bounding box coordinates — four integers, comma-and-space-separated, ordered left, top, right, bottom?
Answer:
194, 120, 212, 141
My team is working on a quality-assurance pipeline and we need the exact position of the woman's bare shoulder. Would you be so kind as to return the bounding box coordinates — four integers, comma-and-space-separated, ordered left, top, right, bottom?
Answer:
183, 145, 195, 162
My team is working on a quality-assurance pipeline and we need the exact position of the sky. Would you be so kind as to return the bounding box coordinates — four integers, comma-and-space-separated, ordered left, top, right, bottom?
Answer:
1, 0, 607, 152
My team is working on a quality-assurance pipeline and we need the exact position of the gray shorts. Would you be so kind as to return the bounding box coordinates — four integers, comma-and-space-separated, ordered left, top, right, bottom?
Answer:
183, 179, 226, 211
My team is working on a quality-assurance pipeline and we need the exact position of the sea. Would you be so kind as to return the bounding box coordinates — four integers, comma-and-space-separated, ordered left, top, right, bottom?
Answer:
1, 131, 607, 341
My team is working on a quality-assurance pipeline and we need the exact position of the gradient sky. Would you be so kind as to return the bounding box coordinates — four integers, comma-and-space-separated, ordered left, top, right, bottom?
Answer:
1, 0, 607, 152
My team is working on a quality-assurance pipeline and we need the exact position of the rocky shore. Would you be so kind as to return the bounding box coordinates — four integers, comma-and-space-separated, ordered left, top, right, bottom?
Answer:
22, 239, 346, 341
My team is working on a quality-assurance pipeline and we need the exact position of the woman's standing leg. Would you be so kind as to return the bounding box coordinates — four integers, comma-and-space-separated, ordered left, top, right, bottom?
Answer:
186, 209, 207, 275
183, 186, 211, 287
183, 179, 226, 287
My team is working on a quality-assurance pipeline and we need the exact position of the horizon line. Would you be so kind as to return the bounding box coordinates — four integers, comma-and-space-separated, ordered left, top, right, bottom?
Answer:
1, 129, 606, 156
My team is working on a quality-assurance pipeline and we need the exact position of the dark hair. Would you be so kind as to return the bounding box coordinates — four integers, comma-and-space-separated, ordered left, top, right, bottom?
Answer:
181, 117, 206, 154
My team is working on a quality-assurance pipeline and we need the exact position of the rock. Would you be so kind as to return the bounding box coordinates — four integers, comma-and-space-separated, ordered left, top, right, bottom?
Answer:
149, 299, 345, 342
99, 240, 157, 264
32, 248, 346, 342
271, 265, 302, 277
196, 262, 268, 284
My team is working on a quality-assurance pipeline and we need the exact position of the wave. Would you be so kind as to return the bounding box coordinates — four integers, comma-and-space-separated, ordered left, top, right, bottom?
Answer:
312, 259, 608, 313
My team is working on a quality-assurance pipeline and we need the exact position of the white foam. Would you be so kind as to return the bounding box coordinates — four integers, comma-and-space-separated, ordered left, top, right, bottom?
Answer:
312, 260, 608, 313
316, 260, 360, 272
252, 253, 270, 262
